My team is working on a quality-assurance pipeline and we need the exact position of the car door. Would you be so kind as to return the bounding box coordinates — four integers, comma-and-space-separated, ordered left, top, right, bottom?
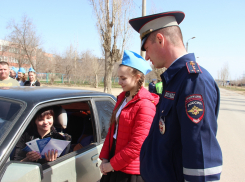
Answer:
90, 97, 116, 171
41, 97, 116, 182
40, 98, 105, 182
74, 97, 116, 181
42, 144, 100, 182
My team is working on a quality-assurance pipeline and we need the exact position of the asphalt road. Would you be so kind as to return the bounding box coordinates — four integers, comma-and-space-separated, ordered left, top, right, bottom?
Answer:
217, 88, 245, 181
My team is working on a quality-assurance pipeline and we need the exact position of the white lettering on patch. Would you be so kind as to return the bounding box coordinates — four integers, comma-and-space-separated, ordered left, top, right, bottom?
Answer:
187, 101, 203, 107
164, 91, 176, 100
186, 95, 202, 101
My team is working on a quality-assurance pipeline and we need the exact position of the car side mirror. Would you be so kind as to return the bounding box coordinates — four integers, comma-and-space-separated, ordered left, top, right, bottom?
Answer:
0, 161, 43, 182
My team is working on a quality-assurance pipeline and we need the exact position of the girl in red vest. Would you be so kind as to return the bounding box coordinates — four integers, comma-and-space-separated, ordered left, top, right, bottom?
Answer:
99, 50, 159, 182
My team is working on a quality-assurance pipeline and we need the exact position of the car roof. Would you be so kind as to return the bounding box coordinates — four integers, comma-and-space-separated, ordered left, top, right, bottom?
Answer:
0, 87, 116, 104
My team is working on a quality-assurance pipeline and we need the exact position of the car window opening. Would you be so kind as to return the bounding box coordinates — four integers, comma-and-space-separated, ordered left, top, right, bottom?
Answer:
11, 101, 96, 164
60, 101, 95, 151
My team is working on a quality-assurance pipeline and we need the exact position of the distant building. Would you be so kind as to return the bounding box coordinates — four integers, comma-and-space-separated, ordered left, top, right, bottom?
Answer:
0, 40, 33, 71
215, 79, 230, 86
0, 39, 53, 72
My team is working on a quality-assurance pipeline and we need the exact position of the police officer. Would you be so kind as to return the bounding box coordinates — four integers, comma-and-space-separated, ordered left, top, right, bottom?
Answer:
148, 78, 156, 93
129, 11, 222, 182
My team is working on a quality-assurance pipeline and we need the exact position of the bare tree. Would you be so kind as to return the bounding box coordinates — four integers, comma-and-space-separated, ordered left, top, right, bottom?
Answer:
219, 63, 229, 86
63, 45, 76, 83
153, 67, 167, 82
7, 14, 41, 70
36, 48, 55, 73
53, 44, 84, 84
89, 0, 133, 93
81, 50, 104, 88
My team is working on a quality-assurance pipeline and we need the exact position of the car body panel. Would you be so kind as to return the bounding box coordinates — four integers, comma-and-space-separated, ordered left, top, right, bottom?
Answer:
1, 162, 42, 182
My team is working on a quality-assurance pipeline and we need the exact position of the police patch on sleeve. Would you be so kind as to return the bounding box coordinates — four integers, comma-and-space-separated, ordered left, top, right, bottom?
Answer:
185, 94, 205, 124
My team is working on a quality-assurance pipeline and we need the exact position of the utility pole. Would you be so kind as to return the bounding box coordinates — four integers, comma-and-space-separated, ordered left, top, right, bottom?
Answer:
141, 0, 146, 59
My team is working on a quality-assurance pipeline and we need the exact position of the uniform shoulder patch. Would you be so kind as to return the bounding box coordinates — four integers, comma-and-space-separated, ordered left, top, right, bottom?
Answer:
186, 61, 202, 74
185, 94, 205, 124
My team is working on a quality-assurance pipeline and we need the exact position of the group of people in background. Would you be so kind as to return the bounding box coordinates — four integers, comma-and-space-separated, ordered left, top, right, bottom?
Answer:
148, 78, 163, 96
0, 61, 40, 87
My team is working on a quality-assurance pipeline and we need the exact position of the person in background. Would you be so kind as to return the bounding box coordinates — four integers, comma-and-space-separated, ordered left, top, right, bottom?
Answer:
14, 107, 68, 164
24, 68, 40, 86
148, 78, 156, 93
17, 67, 26, 86
154, 80, 163, 96
10, 66, 18, 79
0, 61, 19, 87
129, 11, 222, 181
99, 50, 159, 182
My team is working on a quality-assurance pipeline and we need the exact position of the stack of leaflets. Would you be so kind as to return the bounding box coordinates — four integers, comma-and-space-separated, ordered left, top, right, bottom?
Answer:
23, 137, 70, 158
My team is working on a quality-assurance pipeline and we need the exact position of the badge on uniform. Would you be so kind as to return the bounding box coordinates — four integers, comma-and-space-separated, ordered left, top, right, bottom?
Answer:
159, 117, 165, 134
186, 61, 202, 74
185, 94, 205, 124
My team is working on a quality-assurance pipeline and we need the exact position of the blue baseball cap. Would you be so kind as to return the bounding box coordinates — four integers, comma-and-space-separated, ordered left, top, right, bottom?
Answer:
18, 67, 26, 74
29, 67, 36, 73
121, 50, 152, 75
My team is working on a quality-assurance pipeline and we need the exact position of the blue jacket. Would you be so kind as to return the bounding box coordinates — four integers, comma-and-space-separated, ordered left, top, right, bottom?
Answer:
140, 53, 222, 182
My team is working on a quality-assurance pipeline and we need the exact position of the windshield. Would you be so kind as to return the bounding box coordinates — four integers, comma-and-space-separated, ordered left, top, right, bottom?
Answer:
0, 98, 26, 144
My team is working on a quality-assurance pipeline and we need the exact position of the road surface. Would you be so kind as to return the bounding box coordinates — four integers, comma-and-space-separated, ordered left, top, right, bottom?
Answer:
217, 88, 245, 181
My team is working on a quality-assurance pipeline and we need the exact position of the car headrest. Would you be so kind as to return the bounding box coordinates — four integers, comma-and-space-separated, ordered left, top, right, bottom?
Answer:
54, 106, 67, 129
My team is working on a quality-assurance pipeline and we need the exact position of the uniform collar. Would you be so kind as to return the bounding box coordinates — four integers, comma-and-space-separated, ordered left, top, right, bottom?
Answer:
161, 53, 196, 85
168, 53, 188, 68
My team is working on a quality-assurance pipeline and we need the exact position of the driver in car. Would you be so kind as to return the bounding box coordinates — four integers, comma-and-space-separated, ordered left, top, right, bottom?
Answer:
13, 107, 69, 164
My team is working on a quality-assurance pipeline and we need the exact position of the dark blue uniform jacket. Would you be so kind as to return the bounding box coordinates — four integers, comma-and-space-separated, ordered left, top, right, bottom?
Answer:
149, 82, 155, 93
140, 53, 222, 182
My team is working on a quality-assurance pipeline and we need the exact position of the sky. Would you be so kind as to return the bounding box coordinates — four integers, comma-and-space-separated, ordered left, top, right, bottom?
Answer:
0, 0, 244, 80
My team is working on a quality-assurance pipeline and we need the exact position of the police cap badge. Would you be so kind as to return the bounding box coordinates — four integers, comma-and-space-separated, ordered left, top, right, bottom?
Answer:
129, 11, 185, 51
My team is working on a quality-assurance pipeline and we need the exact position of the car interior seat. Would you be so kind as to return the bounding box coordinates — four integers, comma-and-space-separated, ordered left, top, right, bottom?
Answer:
53, 106, 71, 155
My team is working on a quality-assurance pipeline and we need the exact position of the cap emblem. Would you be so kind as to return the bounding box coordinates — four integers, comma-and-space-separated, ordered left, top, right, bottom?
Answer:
140, 29, 153, 40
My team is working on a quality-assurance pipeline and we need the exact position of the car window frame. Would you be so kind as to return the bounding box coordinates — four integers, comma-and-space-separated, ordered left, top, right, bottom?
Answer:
91, 97, 116, 144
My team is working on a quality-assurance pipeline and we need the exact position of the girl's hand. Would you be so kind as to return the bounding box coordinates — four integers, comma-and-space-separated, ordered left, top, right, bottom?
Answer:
99, 159, 108, 175
25, 151, 41, 161
101, 162, 114, 174
44, 149, 58, 162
